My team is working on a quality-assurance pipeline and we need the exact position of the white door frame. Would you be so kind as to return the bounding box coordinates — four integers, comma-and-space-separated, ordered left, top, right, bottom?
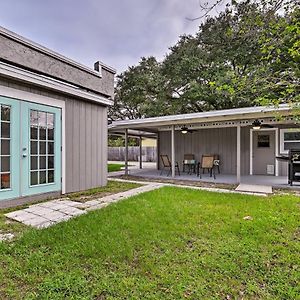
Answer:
0, 85, 66, 194
250, 128, 279, 176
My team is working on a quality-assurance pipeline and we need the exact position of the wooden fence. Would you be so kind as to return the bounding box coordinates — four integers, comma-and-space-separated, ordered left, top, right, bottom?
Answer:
108, 146, 157, 162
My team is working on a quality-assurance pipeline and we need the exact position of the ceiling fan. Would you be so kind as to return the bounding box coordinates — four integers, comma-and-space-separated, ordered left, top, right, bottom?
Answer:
180, 125, 197, 134
252, 119, 274, 130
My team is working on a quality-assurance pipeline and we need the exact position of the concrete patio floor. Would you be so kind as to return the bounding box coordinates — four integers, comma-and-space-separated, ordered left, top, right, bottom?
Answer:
109, 161, 299, 190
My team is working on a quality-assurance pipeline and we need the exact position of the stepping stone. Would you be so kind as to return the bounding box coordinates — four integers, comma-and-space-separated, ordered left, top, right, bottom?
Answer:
235, 184, 272, 194
24, 206, 54, 216
57, 206, 86, 216
42, 211, 67, 222
5, 210, 36, 222
23, 216, 49, 227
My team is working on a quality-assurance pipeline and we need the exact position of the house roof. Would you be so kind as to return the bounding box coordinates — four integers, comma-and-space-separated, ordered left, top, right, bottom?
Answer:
109, 104, 293, 133
0, 26, 115, 99
0, 62, 113, 106
0, 26, 116, 76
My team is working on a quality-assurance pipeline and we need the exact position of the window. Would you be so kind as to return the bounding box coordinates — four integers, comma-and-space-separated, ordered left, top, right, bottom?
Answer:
280, 129, 300, 154
30, 110, 55, 186
257, 134, 270, 148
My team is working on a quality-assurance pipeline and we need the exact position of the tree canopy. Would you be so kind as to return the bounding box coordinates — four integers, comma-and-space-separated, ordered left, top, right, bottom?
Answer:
109, 0, 300, 121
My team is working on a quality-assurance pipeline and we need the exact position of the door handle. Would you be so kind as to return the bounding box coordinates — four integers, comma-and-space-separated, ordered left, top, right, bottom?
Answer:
22, 147, 27, 158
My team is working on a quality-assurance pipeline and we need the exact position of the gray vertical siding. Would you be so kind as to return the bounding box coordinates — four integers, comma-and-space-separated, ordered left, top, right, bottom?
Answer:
159, 127, 239, 174
65, 99, 107, 193
158, 125, 300, 176
0, 78, 108, 195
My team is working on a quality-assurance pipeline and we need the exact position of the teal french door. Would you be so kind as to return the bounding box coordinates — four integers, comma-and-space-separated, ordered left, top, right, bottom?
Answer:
0, 96, 61, 201
0, 97, 20, 200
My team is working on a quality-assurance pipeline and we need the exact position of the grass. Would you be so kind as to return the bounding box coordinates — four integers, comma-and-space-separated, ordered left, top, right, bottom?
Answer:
108, 163, 124, 172
67, 180, 141, 201
0, 187, 299, 299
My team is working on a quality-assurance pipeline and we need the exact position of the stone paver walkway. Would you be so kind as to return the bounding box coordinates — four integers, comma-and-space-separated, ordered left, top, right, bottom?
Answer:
5, 178, 268, 230
5, 183, 163, 229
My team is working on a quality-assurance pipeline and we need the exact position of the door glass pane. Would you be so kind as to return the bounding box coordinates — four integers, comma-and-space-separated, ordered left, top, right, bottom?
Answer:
30, 171, 38, 186
39, 156, 46, 169
48, 142, 54, 154
47, 113, 54, 128
30, 109, 55, 186
30, 141, 38, 154
1, 140, 10, 155
39, 171, 47, 184
30, 156, 38, 170
39, 142, 46, 155
0, 104, 11, 190
1, 173, 10, 189
38, 112, 47, 127
31, 127, 38, 139
48, 128, 54, 140
48, 170, 54, 183
1, 157, 10, 172
30, 110, 39, 126
39, 128, 47, 140
48, 156, 54, 169
1, 106, 10, 121
1, 122, 10, 138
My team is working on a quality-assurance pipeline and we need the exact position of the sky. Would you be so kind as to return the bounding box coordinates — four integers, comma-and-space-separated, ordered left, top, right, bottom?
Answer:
0, 0, 227, 74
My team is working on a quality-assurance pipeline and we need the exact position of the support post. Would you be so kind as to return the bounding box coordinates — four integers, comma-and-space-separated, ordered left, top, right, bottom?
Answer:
139, 136, 142, 169
236, 124, 241, 183
125, 128, 128, 175
171, 125, 175, 178
156, 134, 160, 170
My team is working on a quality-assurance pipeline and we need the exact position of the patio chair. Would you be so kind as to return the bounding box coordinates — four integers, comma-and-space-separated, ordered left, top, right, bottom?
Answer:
197, 155, 216, 179
182, 154, 196, 173
160, 154, 180, 176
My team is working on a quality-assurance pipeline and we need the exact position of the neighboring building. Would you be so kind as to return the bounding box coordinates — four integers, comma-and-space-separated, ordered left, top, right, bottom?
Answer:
0, 26, 115, 206
142, 138, 156, 147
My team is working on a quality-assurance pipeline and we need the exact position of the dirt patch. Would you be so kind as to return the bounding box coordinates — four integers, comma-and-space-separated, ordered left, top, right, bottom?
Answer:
115, 175, 237, 190
70, 192, 118, 202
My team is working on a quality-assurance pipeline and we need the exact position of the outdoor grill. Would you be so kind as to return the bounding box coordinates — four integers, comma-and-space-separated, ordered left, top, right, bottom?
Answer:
276, 149, 300, 186
288, 149, 300, 185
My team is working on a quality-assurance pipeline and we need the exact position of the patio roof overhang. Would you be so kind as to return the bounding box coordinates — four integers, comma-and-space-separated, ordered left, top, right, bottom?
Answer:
108, 104, 294, 134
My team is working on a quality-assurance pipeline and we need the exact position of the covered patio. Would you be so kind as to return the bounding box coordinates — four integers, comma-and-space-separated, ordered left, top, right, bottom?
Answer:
109, 105, 300, 190
108, 161, 297, 190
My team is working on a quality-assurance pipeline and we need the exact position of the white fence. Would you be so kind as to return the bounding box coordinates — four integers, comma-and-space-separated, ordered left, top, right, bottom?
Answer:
108, 146, 157, 162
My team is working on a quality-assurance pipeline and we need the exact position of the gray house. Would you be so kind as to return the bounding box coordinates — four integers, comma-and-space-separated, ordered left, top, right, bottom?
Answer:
109, 105, 300, 187
0, 27, 115, 206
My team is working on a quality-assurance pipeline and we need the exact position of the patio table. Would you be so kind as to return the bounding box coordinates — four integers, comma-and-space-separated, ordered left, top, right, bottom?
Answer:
183, 159, 197, 175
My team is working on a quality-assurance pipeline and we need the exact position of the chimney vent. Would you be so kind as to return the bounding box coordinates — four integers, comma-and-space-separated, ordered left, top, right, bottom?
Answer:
94, 61, 102, 76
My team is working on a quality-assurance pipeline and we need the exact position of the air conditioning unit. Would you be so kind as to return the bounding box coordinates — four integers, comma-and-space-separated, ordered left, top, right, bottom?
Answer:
267, 164, 275, 175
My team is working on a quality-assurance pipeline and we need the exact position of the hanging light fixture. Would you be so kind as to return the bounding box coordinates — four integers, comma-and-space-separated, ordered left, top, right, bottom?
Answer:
181, 125, 188, 134
252, 119, 261, 130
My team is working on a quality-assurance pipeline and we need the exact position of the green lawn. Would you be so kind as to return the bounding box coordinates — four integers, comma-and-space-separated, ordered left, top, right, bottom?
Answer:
108, 163, 124, 172
0, 187, 299, 299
